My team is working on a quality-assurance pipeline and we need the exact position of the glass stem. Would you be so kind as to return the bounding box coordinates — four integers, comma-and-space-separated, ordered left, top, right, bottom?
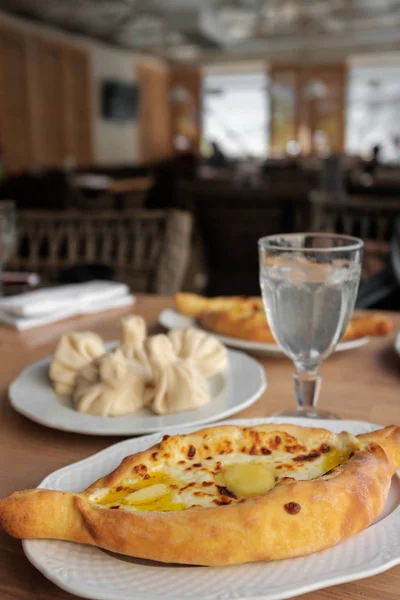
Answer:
293, 369, 321, 412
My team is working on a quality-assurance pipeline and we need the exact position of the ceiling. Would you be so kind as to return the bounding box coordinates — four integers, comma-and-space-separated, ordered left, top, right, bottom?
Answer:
1, 0, 400, 63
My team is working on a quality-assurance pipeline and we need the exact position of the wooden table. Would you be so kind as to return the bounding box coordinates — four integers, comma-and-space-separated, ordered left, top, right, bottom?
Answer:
107, 176, 153, 195
1, 295, 400, 600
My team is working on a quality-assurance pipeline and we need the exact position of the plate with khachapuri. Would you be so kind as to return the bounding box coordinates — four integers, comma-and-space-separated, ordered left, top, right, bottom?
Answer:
158, 293, 395, 356
3, 417, 400, 600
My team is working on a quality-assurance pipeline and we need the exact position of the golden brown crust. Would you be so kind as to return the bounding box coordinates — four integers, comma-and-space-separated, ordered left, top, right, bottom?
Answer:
1, 424, 399, 566
357, 425, 400, 469
187, 294, 395, 344
342, 313, 395, 340
0, 489, 94, 545
174, 293, 262, 318
199, 308, 276, 343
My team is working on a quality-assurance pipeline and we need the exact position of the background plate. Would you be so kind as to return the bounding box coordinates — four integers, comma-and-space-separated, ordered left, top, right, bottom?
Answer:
23, 417, 400, 600
395, 332, 400, 358
9, 349, 266, 436
159, 309, 370, 356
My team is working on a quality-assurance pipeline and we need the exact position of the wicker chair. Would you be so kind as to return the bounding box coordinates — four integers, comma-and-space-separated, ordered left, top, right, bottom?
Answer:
356, 214, 400, 309
310, 192, 399, 239
9, 209, 192, 294
309, 191, 400, 280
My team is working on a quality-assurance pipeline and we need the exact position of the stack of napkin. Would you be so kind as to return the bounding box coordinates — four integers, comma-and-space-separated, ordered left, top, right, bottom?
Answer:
0, 281, 135, 330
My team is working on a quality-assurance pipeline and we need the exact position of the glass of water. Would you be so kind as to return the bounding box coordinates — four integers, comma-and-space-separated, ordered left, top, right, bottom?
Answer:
258, 233, 364, 419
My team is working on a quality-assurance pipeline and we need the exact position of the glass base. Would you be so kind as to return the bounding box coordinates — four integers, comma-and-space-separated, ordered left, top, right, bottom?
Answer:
272, 407, 339, 420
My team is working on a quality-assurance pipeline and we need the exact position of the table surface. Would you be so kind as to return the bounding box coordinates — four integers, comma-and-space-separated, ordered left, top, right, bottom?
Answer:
107, 176, 153, 194
1, 294, 400, 600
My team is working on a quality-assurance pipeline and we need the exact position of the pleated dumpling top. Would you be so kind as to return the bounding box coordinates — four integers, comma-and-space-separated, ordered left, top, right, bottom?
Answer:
73, 348, 148, 417
49, 332, 105, 396
167, 328, 228, 378
144, 335, 210, 415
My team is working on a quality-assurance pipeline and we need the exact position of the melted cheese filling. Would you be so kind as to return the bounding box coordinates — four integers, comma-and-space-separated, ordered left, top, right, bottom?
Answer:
89, 444, 354, 513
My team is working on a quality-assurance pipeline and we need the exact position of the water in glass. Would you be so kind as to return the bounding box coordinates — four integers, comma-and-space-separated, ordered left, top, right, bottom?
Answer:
260, 257, 361, 371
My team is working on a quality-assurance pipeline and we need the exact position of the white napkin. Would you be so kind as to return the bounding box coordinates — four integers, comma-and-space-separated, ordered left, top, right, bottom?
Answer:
0, 281, 135, 330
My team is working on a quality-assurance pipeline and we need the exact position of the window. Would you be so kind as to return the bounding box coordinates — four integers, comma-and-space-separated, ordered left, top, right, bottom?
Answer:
346, 65, 400, 163
202, 72, 270, 158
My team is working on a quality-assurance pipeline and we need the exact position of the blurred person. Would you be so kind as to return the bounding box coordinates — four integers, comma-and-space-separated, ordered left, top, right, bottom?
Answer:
361, 143, 382, 185
368, 144, 381, 172
207, 140, 228, 168
371, 144, 381, 164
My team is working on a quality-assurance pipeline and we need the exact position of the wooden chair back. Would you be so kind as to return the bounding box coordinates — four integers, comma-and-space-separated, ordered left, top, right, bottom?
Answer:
309, 192, 399, 241
9, 209, 192, 294
309, 192, 400, 278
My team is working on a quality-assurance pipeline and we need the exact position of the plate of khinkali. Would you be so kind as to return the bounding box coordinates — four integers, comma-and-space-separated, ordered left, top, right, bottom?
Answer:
9, 316, 267, 436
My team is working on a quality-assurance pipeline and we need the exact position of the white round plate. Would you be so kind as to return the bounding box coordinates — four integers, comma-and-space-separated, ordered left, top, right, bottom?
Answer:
22, 417, 400, 600
159, 309, 370, 356
395, 332, 400, 358
8, 348, 266, 436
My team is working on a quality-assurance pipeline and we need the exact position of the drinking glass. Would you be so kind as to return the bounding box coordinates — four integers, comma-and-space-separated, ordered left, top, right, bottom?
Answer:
258, 233, 364, 419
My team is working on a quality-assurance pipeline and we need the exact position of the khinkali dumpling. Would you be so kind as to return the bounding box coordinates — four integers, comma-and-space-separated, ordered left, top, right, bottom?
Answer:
73, 348, 146, 417
145, 335, 209, 415
49, 332, 105, 396
120, 315, 146, 353
167, 328, 228, 377
120, 314, 152, 378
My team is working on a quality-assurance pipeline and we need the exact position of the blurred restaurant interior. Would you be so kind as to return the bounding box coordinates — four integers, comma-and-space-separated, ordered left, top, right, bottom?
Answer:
0, 0, 399, 307
2, 4, 400, 598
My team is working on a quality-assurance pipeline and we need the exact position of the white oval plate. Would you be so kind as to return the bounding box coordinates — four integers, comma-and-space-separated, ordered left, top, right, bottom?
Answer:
8, 349, 266, 436
395, 332, 400, 358
22, 417, 400, 600
159, 309, 370, 356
